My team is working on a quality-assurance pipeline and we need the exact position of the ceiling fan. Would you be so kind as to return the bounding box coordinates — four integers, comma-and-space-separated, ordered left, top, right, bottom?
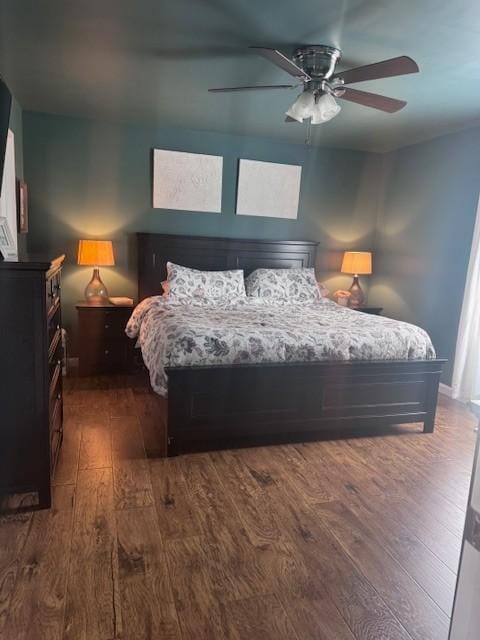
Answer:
208, 46, 419, 125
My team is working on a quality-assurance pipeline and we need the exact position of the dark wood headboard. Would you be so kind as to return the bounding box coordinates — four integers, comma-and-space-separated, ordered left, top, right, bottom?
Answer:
137, 233, 317, 300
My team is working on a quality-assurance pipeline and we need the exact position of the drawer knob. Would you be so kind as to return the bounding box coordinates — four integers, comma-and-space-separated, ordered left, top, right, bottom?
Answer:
104, 324, 110, 329
104, 349, 109, 355
57, 359, 61, 366
57, 324, 60, 331
57, 392, 61, 400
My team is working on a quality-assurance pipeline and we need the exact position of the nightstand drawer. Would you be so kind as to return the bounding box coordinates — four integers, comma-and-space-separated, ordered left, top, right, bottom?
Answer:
80, 340, 133, 375
78, 307, 130, 340
76, 303, 134, 376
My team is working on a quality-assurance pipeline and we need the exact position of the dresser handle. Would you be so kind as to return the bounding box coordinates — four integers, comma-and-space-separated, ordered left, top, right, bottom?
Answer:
57, 324, 60, 331
57, 392, 61, 400
104, 324, 110, 329
104, 349, 109, 355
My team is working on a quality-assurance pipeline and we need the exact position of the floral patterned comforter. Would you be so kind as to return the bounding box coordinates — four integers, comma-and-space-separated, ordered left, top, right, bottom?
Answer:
126, 297, 436, 397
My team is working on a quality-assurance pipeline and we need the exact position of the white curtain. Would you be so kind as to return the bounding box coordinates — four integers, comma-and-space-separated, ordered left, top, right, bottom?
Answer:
452, 193, 480, 400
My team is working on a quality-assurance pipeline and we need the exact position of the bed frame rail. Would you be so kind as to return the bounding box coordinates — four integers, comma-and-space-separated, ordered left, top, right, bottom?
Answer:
165, 359, 445, 456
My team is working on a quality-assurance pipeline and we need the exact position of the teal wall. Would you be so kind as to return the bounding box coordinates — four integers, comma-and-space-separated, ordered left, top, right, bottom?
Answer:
21, 110, 480, 379
23, 111, 379, 352
369, 128, 480, 384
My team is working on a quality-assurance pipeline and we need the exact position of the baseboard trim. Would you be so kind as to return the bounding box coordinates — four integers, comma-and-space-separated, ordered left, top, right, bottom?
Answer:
439, 383, 453, 397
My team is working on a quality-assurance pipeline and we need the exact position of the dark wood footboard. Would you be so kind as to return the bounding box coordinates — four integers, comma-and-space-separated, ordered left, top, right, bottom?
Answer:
161, 359, 445, 456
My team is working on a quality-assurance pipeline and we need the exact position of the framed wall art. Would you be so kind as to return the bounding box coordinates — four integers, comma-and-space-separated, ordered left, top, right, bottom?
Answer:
17, 180, 28, 233
236, 159, 302, 220
153, 149, 223, 213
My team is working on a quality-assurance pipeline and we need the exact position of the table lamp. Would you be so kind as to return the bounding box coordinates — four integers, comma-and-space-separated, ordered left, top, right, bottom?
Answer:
77, 239, 114, 304
341, 251, 372, 308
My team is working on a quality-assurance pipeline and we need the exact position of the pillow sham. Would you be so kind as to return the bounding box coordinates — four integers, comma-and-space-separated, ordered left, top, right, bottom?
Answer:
245, 267, 321, 303
166, 262, 246, 301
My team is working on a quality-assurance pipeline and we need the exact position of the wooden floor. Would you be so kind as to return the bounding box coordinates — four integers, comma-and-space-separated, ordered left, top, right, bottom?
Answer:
0, 375, 477, 640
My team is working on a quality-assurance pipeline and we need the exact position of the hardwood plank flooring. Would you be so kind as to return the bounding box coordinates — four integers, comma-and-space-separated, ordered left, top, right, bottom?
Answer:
116, 506, 181, 639
314, 501, 450, 640
5, 486, 75, 640
0, 512, 33, 636
344, 493, 457, 616
63, 467, 120, 640
111, 416, 154, 510
0, 374, 476, 640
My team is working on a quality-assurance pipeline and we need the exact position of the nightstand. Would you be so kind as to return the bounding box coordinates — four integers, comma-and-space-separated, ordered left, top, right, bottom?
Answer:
353, 306, 383, 315
76, 302, 134, 376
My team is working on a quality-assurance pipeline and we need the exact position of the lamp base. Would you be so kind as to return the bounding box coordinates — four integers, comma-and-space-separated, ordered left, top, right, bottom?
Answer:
84, 267, 109, 304
348, 275, 365, 308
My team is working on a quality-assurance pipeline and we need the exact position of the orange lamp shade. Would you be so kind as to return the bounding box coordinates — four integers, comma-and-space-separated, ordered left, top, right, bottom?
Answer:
341, 251, 372, 275
77, 240, 115, 267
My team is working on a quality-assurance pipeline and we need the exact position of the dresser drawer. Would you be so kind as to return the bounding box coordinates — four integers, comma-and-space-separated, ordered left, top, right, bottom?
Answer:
49, 363, 62, 419
48, 323, 62, 363
50, 423, 62, 474
49, 378, 63, 471
49, 325, 63, 375
46, 270, 61, 315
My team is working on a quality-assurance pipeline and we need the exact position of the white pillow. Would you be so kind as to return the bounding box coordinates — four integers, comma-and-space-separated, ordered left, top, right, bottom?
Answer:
166, 262, 246, 302
245, 267, 321, 303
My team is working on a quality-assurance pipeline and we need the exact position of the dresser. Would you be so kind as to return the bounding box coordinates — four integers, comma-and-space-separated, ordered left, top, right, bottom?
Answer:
76, 302, 134, 376
0, 255, 65, 510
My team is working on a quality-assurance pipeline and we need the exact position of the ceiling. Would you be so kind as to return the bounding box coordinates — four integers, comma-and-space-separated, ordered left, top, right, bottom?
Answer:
1, 0, 480, 151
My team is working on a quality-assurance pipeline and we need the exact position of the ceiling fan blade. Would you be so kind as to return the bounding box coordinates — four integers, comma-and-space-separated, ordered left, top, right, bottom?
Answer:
250, 47, 311, 81
208, 84, 294, 93
335, 56, 419, 85
338, 87, 407, 113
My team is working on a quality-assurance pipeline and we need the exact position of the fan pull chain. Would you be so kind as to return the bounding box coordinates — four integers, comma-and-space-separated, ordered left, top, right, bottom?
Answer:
305, 119, 312, 145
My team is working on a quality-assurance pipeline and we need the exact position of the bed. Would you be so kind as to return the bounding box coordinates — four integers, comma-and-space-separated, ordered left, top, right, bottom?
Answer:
133, 232, 445, 456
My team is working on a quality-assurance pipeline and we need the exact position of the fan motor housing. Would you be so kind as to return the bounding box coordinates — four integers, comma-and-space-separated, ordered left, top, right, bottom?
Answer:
293, 45, 341, 81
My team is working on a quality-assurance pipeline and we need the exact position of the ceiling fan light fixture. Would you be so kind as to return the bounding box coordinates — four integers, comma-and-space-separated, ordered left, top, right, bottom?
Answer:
311, 93, 341, 124
210, 46, 418, 124
285, 90, 315, 123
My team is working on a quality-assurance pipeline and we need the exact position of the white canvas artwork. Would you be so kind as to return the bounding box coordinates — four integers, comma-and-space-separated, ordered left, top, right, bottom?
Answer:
153, 149, 223, 213
236, 159, 302, 220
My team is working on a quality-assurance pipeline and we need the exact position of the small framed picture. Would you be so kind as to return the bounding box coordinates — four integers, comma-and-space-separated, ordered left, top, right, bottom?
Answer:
17, 180, 28, 233
0, 216, 17, 259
